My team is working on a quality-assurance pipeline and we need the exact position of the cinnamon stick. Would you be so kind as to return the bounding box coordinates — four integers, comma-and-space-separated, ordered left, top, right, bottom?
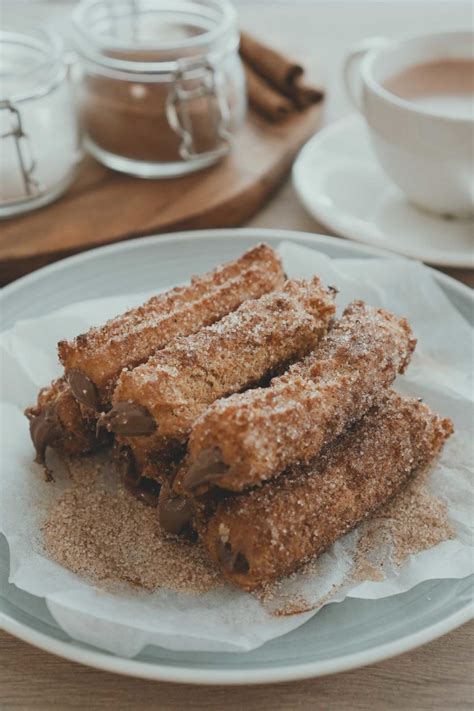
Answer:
290, 80, 325, 109
240, 31, 304, 96
244, 64, 294, 123
239, 31, 324, 122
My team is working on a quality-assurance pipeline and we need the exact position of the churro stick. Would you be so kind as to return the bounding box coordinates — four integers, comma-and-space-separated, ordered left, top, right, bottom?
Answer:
197, 392, 453, 591
25, 377, 104, 463
104, 278, 336, 478
58, 244, 285, 410
178, 301, 416, 495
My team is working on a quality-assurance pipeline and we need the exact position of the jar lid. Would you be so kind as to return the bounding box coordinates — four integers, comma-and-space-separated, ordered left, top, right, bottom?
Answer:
73, 0, 239, 79
0, 26, 65, 103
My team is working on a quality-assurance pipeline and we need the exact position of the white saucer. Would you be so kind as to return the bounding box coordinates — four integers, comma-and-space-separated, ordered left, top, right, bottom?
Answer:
293, 115, 474, 269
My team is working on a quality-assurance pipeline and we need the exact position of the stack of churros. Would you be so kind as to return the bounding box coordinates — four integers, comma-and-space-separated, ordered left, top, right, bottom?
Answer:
26, 244, 286, 463
103, 276, 336, 489
26, 244, 453, 592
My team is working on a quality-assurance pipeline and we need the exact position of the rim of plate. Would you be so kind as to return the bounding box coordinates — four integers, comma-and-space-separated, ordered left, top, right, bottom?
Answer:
2, 228, 472, 306
1, 604, 472, 685
1, 228, 473, 685
292, 115, 474, 270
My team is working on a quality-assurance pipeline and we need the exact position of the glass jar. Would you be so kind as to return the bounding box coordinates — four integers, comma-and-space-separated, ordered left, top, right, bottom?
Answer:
0, 26, 81, 219
73, 0, 247, 178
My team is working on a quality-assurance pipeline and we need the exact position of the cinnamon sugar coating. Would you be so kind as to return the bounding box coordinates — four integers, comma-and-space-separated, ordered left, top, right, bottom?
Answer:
58, 244, 285, 408
179, 301, 416, 494
110, 278, 336, 472
197, 392, 453, 591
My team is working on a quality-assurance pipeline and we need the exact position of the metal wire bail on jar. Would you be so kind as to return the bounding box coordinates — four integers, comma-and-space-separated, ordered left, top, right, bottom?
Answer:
0, 26, 81, 219
166, 57, 233, 163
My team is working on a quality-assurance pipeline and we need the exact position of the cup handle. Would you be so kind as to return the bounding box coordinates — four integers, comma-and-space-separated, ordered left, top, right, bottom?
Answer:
343, 37, 391, 110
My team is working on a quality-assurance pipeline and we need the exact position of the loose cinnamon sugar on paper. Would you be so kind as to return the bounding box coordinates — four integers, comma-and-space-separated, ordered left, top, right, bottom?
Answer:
42, 456, 454, 611
42, 455, 222, 595
353, 464, 456, 574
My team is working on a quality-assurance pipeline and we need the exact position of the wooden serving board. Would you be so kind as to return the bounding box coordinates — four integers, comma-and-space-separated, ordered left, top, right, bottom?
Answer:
0, 105, 322, 284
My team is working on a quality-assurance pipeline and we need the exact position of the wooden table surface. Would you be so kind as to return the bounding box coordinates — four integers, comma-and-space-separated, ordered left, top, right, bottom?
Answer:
0, 622, 472, 710
1, 1, 472, 708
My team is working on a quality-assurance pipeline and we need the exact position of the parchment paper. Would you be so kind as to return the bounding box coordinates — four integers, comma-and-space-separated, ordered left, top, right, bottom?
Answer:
1, 243, 472, 655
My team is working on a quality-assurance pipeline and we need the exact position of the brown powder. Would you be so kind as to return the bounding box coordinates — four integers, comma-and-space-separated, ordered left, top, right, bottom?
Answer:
353, 463, 455, 574
41, 455, 455, 612
42, 455, 222, 594
81, 64, 238, 163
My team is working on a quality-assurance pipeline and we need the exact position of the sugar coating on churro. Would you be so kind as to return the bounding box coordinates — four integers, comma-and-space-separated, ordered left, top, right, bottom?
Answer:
58, 244, 285, 406
25, 377, 100, 463
180, 300, 416, 494
109, 277, 336, 468
197, 392, 453, 591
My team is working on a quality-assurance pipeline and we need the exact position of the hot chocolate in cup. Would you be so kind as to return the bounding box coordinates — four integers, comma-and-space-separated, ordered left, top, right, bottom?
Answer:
344, 30, 474, 218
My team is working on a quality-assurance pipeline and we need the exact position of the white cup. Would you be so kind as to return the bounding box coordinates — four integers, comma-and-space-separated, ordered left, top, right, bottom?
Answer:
343, 30, 474, 218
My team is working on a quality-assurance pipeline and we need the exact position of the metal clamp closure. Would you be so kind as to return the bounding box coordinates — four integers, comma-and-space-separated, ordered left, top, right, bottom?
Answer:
165, 58, 233, 163
0, 99, 41, 198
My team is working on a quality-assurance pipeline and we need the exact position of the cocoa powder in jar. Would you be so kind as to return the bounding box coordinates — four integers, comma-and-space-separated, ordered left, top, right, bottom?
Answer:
80, 54, 240, 163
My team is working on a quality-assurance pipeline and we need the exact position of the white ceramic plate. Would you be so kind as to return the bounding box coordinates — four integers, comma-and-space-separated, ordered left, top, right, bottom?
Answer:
292, 115, 474, 269
1, 229, 473, 685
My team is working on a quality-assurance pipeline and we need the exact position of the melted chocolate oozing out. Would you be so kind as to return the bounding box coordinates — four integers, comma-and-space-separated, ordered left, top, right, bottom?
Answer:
27, 406, 62, 463
118, 447, 141, 487
66, 369, 99, 410
101, 401, 156, 436
118, 448, 161, 507
159, 494, 194, 535
134, 477, 161, 508
217, 540, 249, 574
183, 447, 230, 490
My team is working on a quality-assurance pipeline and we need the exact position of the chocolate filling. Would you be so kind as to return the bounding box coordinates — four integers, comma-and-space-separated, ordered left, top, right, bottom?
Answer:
27, 405, 62, 463
116, 447, 161, 507
183, 447, 230, 491
217, 540, 249, 575
159, 494, 194, 536
66, 369, 99, 411
134, 477, 161, 508
117, 446, 141, 487
101, 401, 156, 436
